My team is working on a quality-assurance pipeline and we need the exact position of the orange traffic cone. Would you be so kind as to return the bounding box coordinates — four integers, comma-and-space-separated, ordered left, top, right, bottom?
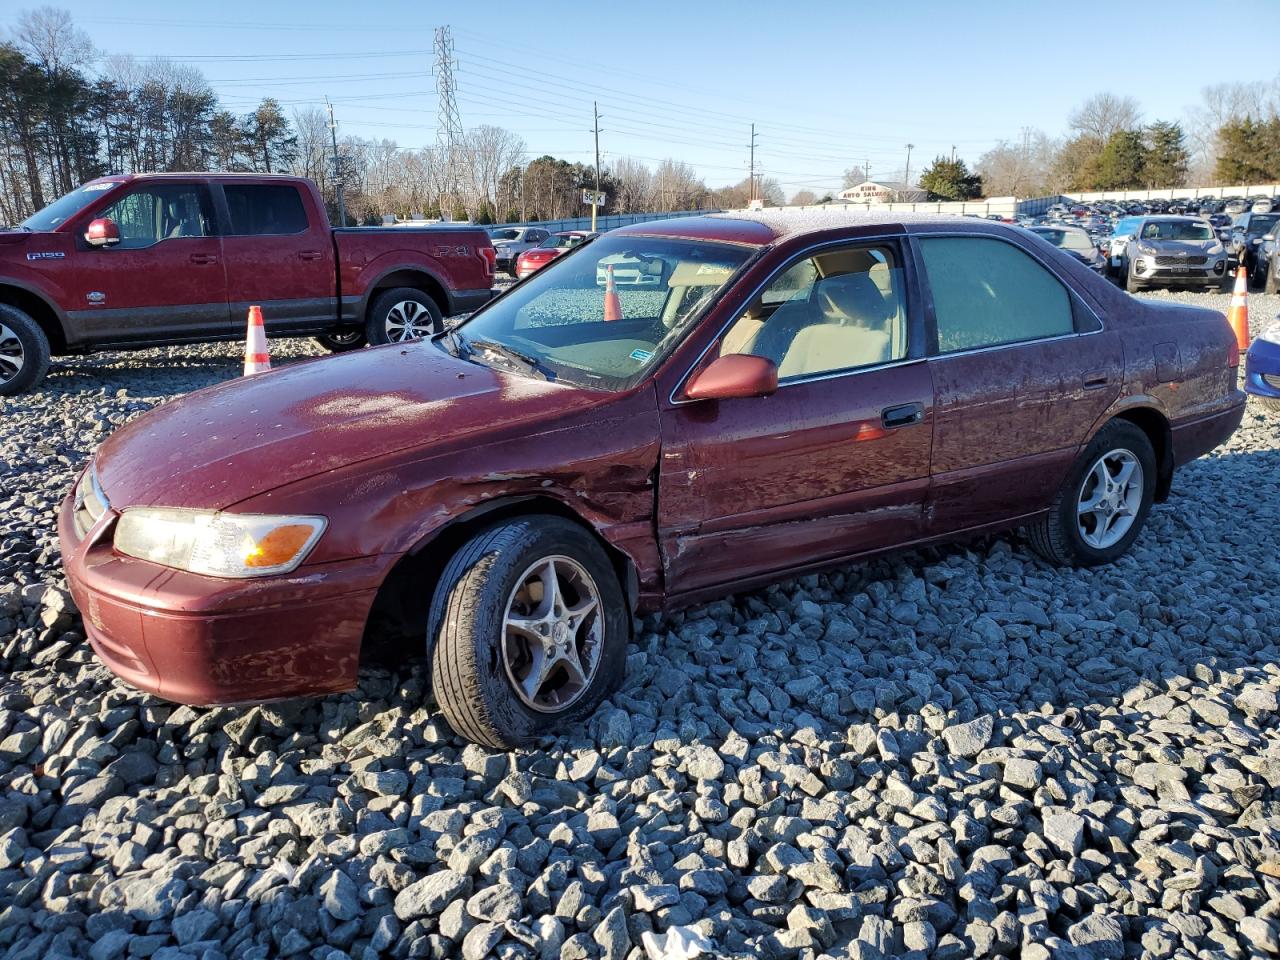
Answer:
243, 305, 271, 375
603, 264, 622, 322
1227, 266, 1250, 352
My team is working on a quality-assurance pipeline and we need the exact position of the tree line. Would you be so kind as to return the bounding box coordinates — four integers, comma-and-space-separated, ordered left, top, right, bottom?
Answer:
3, 8, 1279, 226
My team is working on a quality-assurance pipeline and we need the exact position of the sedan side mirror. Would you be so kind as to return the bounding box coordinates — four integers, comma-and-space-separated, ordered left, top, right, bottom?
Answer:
685, 354, 778, 401
85, 217, 120, 248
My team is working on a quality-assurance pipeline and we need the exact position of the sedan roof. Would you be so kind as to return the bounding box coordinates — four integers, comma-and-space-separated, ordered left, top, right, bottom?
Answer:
613, 208, 1015, 246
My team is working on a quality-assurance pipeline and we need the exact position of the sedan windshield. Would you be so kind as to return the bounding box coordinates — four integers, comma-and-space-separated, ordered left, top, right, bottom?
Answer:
19, 180, 122, 230
1031, 227, 1094, 252
452, 235, 752, 390
1141, 221, 1213, 242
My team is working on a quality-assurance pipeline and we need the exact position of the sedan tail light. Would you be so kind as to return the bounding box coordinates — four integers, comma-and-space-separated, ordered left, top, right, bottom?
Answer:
1228, 336, 1239, 369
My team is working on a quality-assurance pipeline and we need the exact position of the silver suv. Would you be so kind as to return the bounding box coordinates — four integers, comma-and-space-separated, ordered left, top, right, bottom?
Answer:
488, 227, 552, 276
1114, 216, 1228, 293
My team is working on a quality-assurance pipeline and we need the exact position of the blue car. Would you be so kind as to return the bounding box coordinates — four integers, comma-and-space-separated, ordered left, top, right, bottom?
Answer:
1245, 319, 1280, 410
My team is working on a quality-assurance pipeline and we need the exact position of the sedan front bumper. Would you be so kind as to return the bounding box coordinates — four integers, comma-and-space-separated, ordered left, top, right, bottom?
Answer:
58, 489, 391, 705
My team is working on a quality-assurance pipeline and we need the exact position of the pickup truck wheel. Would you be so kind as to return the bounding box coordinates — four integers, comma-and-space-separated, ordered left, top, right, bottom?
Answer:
0, 305, 51, 397
1027, 420, 1156, 567
429, 516, 628, 749
367, 288, 443, 345
315, 330, 367, 352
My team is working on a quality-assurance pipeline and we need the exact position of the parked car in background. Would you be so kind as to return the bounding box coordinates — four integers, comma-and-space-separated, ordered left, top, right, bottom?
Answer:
1107, 215, 1144, 271
514, 230, 597, 279
1261, 224, 1280, 294
1027, 224, 1107, 273
1229, 211, 1280, 284
489, 226, 551, 275
59, 210, 1244, 746
1245, 318, 1280, 409
1114, 216, 1228, 293
0, 173, 497, 394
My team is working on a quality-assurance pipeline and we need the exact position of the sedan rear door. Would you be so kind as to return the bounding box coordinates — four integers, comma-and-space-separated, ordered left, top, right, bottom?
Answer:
913, 233, 1122, 534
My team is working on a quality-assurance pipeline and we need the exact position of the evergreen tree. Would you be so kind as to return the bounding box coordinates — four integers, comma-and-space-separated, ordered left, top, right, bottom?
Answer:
918, 156, 982, 200
1215, 116, 1280, 183
1094, 130, 1146, 189
1143, 121, 1189, 188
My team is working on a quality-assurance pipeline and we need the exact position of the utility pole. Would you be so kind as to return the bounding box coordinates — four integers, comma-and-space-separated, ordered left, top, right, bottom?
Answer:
326, 99, 346, 227
864, 160, 871, 183
433, 26, 464, 221
591, 101, 601, 232
951, 144, 956, 163
904, 143, 915, 190
748, 123, 758, 204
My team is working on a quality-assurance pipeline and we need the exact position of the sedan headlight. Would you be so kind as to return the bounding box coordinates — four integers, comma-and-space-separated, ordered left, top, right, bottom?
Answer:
114, 508, 326, 578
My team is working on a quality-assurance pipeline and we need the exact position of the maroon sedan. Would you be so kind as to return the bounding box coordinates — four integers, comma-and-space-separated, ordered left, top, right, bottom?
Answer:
59, 211, 1245, 747
514, 230, 597, 279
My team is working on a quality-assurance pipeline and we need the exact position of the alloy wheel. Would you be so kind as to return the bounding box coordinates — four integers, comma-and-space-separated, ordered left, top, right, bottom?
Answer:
1076, 448, 1144, 549
384, 300, 434, 342
501, 555, 603, 713
0, 322, 25, 384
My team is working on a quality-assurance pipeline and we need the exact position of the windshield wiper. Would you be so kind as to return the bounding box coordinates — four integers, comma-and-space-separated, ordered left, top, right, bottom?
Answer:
467, 337, 556, 381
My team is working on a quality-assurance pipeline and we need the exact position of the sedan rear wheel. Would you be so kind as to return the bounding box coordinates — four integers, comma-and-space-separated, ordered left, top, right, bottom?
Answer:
1027, 420, 1156, 567
428, 516, 628, 748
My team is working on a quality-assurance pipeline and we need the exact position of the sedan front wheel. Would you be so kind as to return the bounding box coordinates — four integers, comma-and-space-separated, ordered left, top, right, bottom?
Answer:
428, 516, 628, 748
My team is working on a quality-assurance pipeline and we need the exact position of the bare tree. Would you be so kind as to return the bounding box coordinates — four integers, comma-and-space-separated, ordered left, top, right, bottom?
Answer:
1068, 93, 1142, 142
463, 124, 526, 219
1185, 78, 1280, 182
976, 128, 1058, 197
10, 5, 94, 74
611, 156, 654, 213
789, 189, 818, 206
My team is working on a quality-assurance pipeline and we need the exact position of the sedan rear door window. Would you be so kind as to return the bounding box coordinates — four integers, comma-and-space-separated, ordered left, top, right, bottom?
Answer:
919, 237, 1073, 353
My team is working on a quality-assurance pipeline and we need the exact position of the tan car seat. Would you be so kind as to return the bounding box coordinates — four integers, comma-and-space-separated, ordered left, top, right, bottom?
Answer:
777, 273, 892, 378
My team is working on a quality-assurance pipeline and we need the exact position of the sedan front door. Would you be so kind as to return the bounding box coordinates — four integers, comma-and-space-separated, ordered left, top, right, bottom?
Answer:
658, 239, 935, 597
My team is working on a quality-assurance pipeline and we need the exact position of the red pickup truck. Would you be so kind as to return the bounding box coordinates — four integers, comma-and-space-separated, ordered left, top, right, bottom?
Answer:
0, 173, 496, 394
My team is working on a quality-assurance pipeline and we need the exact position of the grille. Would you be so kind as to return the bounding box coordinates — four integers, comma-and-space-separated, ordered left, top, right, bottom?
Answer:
1155, 255, 1207, 266
73, 466, 109, 537
1264, 373, 1280, 390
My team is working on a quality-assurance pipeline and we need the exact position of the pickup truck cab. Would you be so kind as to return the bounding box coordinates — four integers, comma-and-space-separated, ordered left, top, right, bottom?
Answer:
0, 173, 496, 394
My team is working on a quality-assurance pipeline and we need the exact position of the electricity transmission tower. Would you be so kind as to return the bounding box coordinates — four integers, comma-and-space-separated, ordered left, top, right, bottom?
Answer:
433, 26, 464, 220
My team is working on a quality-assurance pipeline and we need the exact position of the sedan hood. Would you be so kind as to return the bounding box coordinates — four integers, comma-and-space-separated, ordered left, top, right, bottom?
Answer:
95, 343, 602, 510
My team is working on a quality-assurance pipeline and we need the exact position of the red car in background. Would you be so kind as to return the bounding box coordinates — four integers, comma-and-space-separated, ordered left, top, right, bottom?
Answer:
514, 230, 598, 278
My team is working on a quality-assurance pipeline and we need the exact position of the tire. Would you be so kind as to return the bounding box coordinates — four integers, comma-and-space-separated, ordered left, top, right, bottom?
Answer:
315, 330, 367, 352
1124, 268, 1144, 294
1266, 265, 1279, 295
365, 287, 444, 346
1027, 420, 1157, 568
0, 304, 51, 397
429, 516, 628, 748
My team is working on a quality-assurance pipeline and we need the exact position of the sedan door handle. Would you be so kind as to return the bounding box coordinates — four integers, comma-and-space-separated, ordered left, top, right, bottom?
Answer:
298, 250, 323, 260
1083, 373, 1109, 390
189, 254, 218, 264
881, 402, 924, 429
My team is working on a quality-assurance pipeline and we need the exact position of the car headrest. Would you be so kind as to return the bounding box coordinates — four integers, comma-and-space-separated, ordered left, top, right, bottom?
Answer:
814, 272, 890, 326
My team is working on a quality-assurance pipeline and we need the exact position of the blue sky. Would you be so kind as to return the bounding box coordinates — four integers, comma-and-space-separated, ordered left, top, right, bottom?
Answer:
38, 0, 1280, 196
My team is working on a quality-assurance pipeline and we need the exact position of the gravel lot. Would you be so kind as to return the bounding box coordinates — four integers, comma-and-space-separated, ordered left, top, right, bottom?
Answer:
1, 290, 1278, 960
